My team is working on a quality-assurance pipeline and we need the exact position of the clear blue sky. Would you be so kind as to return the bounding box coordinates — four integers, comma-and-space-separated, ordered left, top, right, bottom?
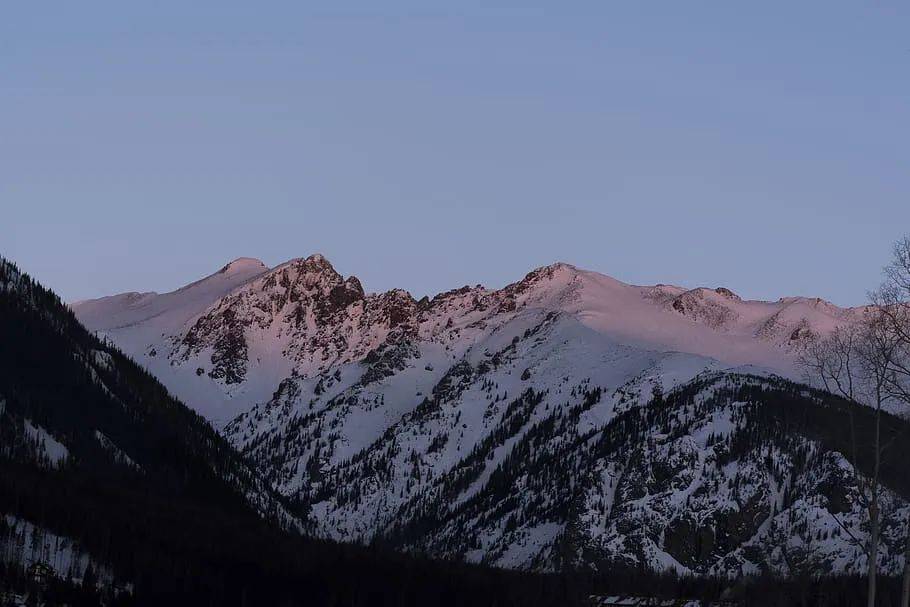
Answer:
3, 2, 908, 306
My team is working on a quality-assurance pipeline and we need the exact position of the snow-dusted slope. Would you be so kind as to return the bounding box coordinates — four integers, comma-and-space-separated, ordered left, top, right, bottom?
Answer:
72, 255, 900, 577
72, 257, 268, 333
391, 372, 910, 576
72, 258, 270, 423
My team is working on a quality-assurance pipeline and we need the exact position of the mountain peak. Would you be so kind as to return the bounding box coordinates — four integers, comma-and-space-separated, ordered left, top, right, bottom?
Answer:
539, 261, 578, 273
277, 253, 337, 274
777, 295, 831, 307
713, 286, 741, 301
218, 257, 267, 275
505, 261, 581, 297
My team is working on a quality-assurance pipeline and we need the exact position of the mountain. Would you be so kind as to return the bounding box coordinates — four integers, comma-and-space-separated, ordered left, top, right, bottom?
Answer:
72, 255, 861, 425
72, 255, 910, 580
0, 257, 585, 606
70, 257, 271, 424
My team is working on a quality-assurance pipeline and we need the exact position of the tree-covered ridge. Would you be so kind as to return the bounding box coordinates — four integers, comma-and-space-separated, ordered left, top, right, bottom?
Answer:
359, 371, 910, 578
0, 257, 294, 525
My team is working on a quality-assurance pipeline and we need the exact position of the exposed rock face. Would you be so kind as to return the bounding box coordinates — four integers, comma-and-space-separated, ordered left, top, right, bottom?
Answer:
325, 277, 365, 314
204, 308, 248, 384
172, 256, 422, 387
670, 288, 740, 330
714, 287, 741, 301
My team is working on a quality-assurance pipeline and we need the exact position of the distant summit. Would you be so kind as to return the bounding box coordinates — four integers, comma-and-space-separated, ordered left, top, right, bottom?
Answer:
218, 257, 267, 274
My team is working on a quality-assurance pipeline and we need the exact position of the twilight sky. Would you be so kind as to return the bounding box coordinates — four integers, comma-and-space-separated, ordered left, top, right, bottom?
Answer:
2, 2, 908, 306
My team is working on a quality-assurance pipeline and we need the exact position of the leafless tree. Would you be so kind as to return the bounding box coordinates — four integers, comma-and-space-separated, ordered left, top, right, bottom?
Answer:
870, 236, 910, 607
799, 313, 893, 607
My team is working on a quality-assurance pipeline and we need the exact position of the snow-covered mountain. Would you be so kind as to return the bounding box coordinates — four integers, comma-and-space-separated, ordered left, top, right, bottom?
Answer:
73, 255, 910, 577
5, 255, 582, 607
72, 255, 859, 425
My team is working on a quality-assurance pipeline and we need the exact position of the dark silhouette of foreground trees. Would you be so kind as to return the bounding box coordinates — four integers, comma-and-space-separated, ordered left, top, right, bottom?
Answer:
800, 235, 910, 607
872, 237, 910, 607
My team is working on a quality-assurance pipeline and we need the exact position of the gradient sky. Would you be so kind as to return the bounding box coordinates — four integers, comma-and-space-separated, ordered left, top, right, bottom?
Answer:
3, 2, 908, 306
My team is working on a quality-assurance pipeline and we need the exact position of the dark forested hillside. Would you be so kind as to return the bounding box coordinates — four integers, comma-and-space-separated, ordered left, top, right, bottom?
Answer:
0, 257, 580, 606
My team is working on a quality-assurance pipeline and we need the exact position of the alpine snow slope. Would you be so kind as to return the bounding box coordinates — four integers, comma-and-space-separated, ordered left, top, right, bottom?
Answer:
73, 255, 910, 577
